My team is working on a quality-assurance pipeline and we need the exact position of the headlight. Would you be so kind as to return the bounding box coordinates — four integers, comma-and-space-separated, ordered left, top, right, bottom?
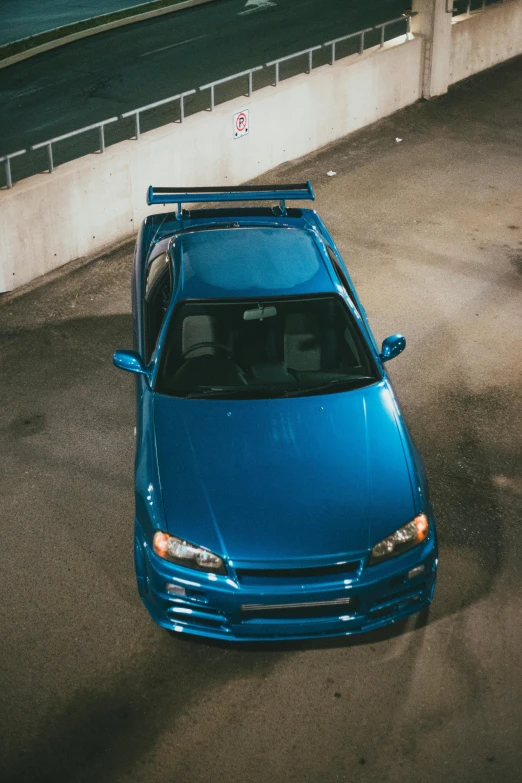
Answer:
369, 514, 429, 565
153, 531, 226, 575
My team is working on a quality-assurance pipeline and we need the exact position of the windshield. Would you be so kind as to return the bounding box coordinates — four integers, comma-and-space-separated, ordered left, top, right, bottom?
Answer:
155, 295, 379, 399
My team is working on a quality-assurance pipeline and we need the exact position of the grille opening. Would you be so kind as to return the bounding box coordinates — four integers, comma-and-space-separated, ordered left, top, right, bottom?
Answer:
389, 574, 408, 588
370, 592, 423, 619
167, 607, 226, 628
236, 561, 360, 583
241, 598, 359, 621
382, 583, 426, 604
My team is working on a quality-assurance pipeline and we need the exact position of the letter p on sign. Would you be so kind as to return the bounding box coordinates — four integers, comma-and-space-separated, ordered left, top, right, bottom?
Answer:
234, 109, 249, 139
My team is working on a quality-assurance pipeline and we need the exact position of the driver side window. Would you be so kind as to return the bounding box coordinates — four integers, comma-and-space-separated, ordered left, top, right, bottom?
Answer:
326, 245, 359, 312
144, 252, 172, 362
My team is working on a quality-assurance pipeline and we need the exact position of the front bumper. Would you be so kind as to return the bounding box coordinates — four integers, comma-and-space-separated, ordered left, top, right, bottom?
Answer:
134, 520, 437, 642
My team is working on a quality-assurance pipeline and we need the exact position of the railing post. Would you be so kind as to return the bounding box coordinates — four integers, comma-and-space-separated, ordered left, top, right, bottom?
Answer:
99, 124, 105, 153
1, 150, 26, 188
47, 143, 54, 173
180, 95, 185, 123
248, 69, 253, 96
5, 158, 12, 189
380, 23, 386, 47
136, 112, 141, 140
210, 84, 215, 111
407, 14, 412, 34
275, 61, 279, 86
307, 48, 313, 73
331, 41, 336, 64
360, 30, 365, 54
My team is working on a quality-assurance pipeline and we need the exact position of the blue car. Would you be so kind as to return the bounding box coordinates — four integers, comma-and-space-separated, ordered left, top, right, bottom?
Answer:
113, 183, 437, 642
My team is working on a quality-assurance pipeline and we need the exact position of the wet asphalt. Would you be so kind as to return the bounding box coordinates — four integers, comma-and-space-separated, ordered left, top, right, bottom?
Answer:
0, 0, 408, 183
0, 57, 521, 783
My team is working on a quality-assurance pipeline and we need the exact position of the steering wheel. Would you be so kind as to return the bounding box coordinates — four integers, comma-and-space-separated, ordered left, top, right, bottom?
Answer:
182, 342, 233, 360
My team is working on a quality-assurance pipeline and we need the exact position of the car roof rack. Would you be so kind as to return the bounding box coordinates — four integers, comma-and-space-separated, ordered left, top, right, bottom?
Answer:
146, 182, 314, 217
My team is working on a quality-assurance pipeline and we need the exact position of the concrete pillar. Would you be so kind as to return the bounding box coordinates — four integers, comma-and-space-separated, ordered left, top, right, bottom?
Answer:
411, 0, 454, 98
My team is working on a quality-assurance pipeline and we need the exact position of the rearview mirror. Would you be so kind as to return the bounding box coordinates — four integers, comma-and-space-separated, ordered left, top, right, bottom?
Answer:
243, 305, 277, 321
113, 350, 147, 375
380, 334, 406, 363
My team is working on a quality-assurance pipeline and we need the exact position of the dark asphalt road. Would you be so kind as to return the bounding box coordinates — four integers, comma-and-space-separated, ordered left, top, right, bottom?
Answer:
0, 0, 152, 45
1, 58, 521, 783
0, 0, 408, 183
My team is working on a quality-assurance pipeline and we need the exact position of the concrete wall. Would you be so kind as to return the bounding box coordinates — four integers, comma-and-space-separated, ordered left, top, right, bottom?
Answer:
450, 0, 522, 85
2, 0, 520, 294
411, 0, 453, 98
0, 35, 422, 292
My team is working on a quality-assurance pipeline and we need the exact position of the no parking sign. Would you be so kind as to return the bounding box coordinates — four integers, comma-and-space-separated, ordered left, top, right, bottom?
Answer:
233, 109, 249, 139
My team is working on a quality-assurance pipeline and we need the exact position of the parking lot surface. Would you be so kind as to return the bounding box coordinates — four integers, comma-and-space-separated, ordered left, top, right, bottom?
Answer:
0, 57, 521, 783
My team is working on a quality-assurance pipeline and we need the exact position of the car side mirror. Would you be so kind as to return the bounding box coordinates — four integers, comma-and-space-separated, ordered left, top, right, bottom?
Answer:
380, 334, 406, 363
113, 350, 147, 375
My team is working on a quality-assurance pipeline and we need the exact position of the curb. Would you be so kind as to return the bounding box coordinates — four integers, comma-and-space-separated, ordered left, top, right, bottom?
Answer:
0, 0, 221, 70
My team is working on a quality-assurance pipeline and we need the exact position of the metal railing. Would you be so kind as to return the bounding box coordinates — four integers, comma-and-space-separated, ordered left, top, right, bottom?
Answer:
121, 89, 196, 139
2, 12, 417, 188
30, 116, 118, 173
455, 0, 502, 15
266, 45, 322, 86
325, 14, 414, 63
1, 149, 26, 189
378, 14, 415, 45
200, 66, 263, 111
324, 28, 372, 64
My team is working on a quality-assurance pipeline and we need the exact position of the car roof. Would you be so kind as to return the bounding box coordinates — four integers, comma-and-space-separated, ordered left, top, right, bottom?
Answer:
176, 225, 337, 300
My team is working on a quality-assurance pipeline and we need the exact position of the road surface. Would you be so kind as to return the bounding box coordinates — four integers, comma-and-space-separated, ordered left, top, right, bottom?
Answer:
0, 0, 408, 183
1, 56, 521, 783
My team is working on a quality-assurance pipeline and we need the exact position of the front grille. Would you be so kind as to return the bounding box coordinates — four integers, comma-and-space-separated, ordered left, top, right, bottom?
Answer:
241, 596, 359, 620
236, 561, 361, 586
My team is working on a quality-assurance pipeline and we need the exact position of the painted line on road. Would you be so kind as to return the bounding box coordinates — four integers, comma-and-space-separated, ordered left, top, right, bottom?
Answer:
0, 0, 221, 71
139, 33, 208, 56
238, 0, 277, 16
16, 79, 68, 98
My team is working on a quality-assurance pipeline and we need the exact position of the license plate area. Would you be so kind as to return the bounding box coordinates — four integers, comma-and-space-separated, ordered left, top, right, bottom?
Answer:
240, 596, 358, 621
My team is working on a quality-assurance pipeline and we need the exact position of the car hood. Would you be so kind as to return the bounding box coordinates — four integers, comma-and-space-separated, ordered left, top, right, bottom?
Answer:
153, 382, 416, 564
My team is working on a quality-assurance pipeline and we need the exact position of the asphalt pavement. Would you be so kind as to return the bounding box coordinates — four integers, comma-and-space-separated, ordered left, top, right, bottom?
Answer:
0, 0, 408, 183
1, 57, 521, 783
0, 0, 152, 44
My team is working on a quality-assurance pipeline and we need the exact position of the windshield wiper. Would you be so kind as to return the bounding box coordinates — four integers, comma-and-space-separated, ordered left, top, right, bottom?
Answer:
182, 388, 240, 399
178, 377, 375, 399
282, 377, 375, 397
182, 387, 267, 399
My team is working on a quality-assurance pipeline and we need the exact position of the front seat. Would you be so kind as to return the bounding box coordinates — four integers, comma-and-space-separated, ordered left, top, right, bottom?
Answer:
182, 314, 219, 357
176, 314, 244, 389
284, 312, 322, 372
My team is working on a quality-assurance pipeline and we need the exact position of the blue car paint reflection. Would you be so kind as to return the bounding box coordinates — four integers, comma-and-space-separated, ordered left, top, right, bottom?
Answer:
114, 184, 437, 641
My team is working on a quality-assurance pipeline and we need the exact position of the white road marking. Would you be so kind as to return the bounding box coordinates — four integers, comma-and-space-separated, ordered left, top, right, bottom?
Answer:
238, 0, 277, 16
139, 34, 208, 57
16, 79, 67, 98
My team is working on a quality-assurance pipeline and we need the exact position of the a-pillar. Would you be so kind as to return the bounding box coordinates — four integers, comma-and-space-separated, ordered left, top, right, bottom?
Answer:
411, 0, 454, 98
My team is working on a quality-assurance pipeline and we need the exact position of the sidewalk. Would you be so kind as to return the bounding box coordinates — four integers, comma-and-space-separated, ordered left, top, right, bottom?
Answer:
0, 0, 155, 45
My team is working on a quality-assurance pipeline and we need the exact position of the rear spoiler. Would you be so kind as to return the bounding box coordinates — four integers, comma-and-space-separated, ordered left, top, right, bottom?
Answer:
146, 182, 315, 214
